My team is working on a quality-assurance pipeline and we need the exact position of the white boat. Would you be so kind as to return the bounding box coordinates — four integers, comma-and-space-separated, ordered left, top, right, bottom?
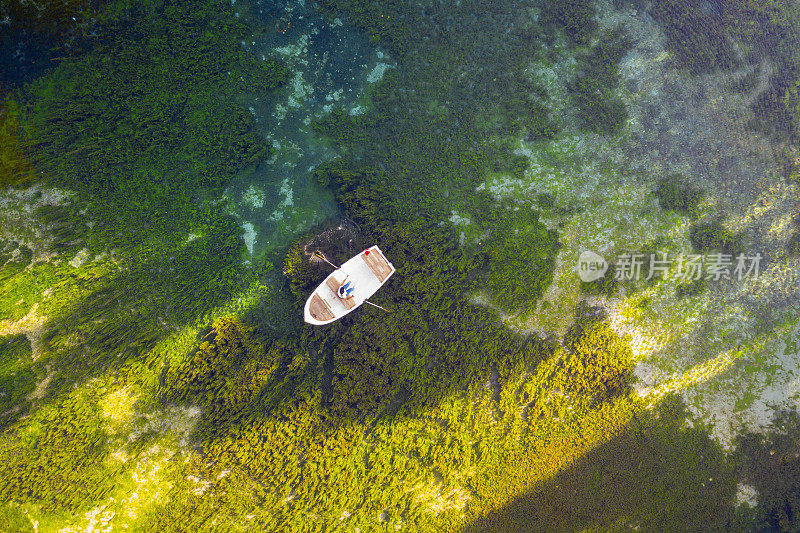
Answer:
304, 245, 396, 325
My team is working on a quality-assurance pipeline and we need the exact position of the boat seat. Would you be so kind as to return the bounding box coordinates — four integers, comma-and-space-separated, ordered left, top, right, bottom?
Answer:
361, 249, 393, 282
308, 293, 335, 321
326, 276, 356, 310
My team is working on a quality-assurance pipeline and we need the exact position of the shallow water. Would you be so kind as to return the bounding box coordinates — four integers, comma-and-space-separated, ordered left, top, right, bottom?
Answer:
2, 0, 800, 530
224, 0, 393, 257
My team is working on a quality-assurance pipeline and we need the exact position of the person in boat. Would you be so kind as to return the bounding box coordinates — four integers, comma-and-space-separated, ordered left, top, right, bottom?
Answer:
338, 280, 355, 299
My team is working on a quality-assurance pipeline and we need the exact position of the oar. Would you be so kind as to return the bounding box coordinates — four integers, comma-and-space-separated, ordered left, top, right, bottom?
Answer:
313, 250, 391, 313
313, 250, 340, 269
362, 300, 391, 313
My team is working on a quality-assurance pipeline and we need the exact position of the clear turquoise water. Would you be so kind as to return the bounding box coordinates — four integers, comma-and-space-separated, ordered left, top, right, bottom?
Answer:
224, 0, 390, 257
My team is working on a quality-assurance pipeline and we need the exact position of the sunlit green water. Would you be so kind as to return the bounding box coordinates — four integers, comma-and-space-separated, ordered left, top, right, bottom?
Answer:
1, 0, 799, 531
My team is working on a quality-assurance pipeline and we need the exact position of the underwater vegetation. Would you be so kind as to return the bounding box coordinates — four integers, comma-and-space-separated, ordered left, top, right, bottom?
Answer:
650, 0, 737, 75
479, 203, 560, 316
315, 0, 419, 55
0, 0, 290, 416
0, 100, 37, 189
0, 0, 290, 522
290, 0, 800, 530
559, 319, 634, 403
541, 0, 597, 46
723, 0, 800, 136
0, 0, 104, 36
735, 409, 800, 531
293, 166, 559, 419
568, 28, 631, 135
653, 173, 705, 219
261, 33, 591, 525
780, 145, 800, 184
580, 268, 618, 297
0, 239, 33, 286
18, 0, 288, 250
675, 277, 709, 299
1, 0, 800, 530
689, 220, 744, 256
651, 0, 800, 138
40, 209, 255, 381
788, 213, 800, 256
464, 394, 742, 532
162, 315, 278, 419
282, 221, 364, 302
0, 334, 36, 417
316, 0, 565, 144
0, 385, 112, 512
0, 0, 109, 93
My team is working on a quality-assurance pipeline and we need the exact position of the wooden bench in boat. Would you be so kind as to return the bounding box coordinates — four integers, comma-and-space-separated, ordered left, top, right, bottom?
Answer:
325, 276, 356, 310
308, 293, 335, 322
361, 249, 393, 282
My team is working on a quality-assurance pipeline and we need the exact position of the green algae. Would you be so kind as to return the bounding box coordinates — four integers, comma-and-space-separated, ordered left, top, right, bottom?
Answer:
726, 0, 800, 136
464, 394, 739, 532
1, 0, 797, 530
651, 0, 737, 74
0, 334, 36, 418
481, 204, 560, 316
37, 209, 264, 403
675, 277, 708, 299
653, 174, 705, 219
0, 260, 59, 323
689, 220, 744, 256
0, 0, 290, 399
20, 0, 287, 253
568, 28, 631, 135
0, 0, 290, 522
0, 100, 37, 189
736, 409, 800, 531
0, 240, 33, 285
542, 0, 597, 46
0, 386, 112, 512
0, 0, 106, 38
560, 319, 634, 401
651, 0, 800, 138
0, 505, 33, 533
